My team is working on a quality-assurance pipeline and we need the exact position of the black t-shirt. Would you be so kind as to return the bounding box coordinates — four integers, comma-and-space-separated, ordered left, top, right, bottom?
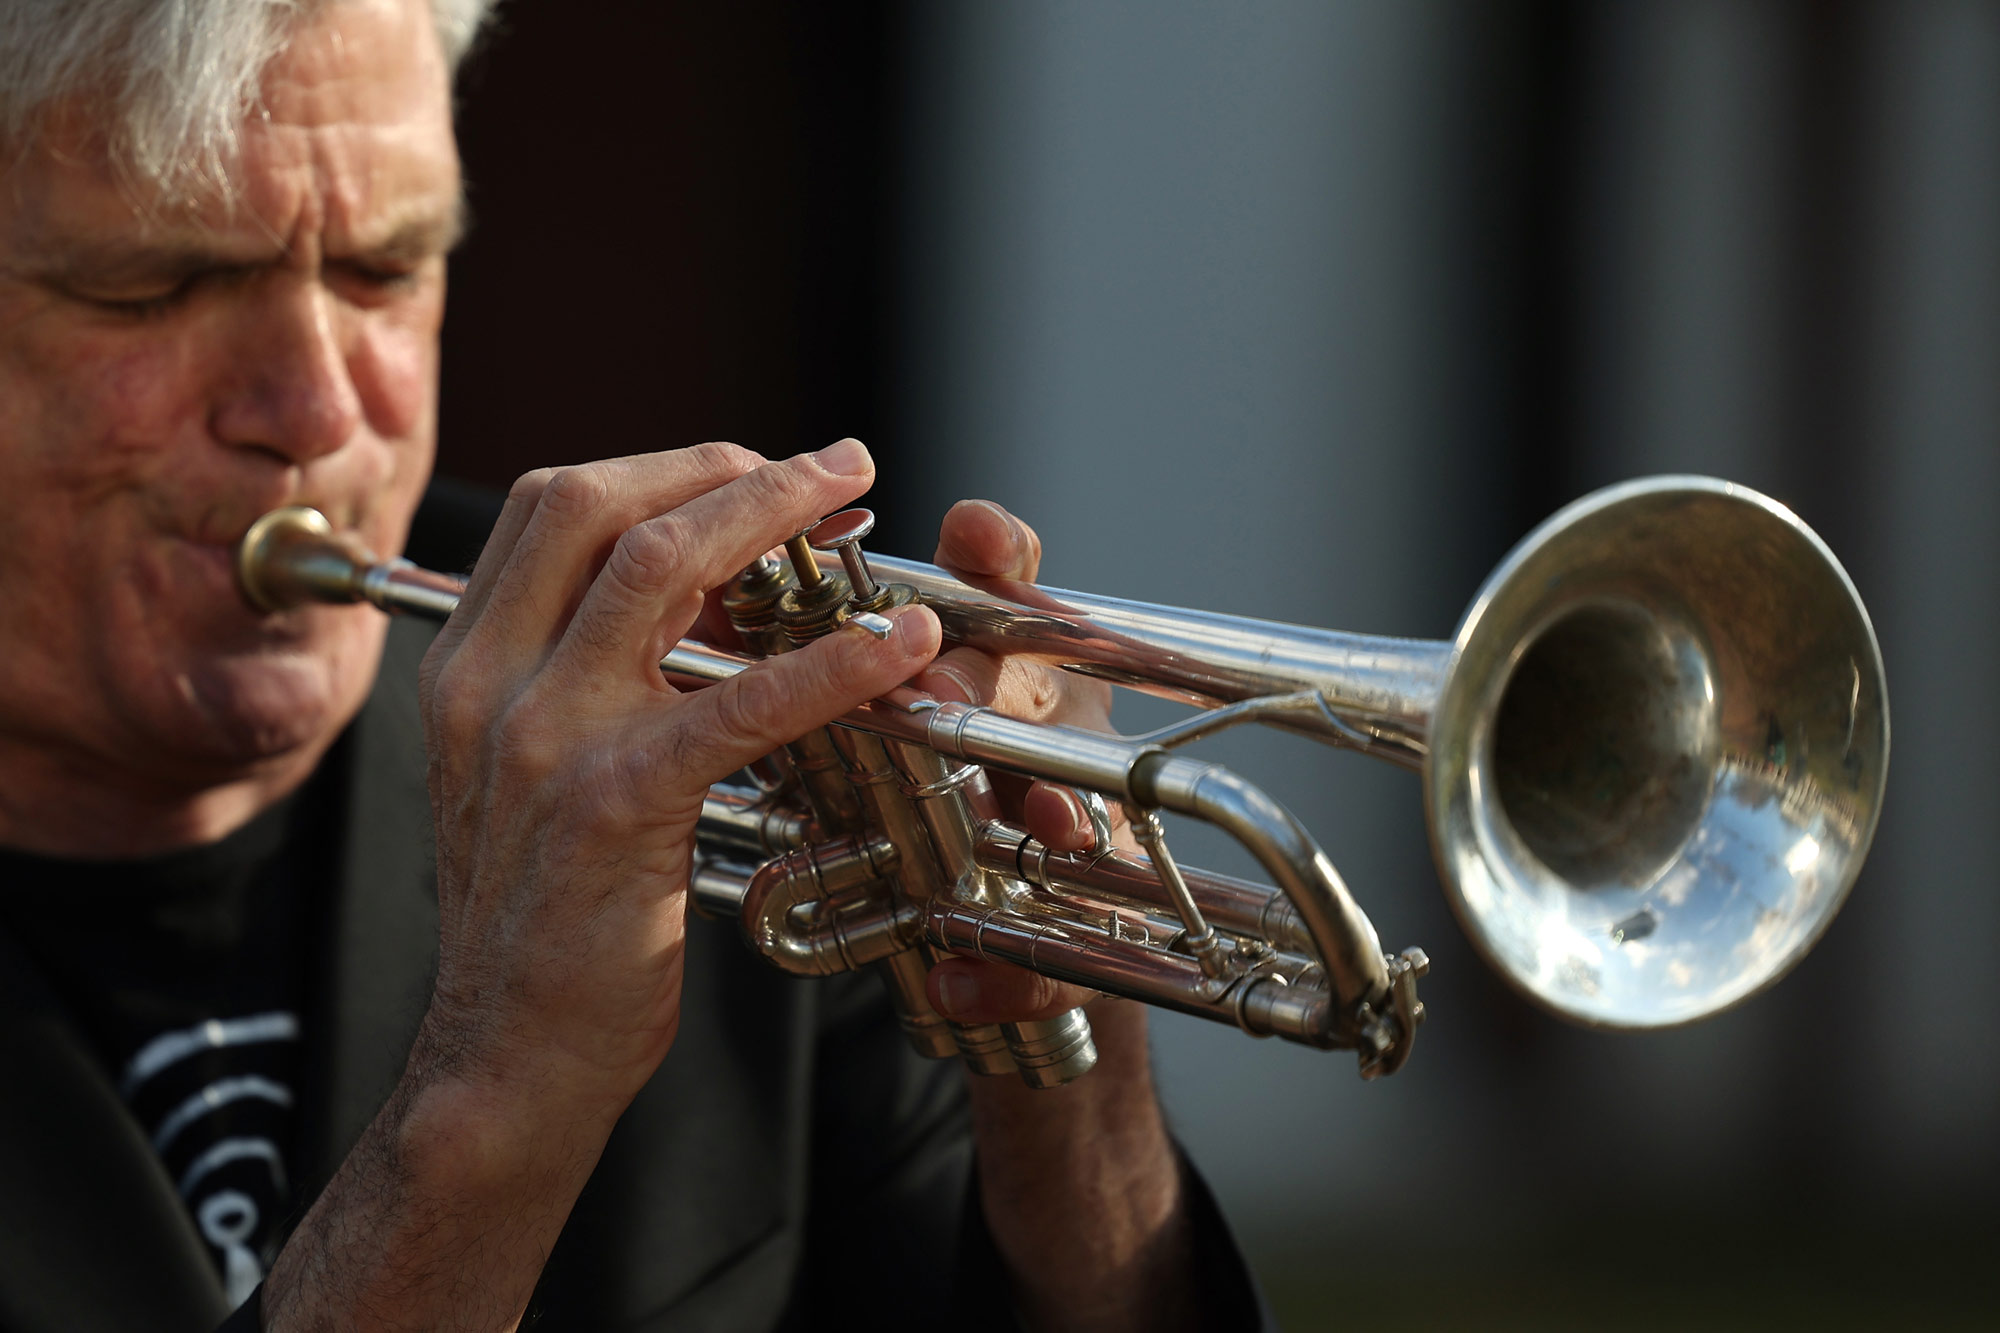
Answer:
0, 779, 331, 1308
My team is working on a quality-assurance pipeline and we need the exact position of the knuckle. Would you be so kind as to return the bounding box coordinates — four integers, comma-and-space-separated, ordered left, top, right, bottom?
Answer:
771, 448, 858, 513
427, 660, 489, 750
711, 669, 780, 747
825, 628, 896, 696
507, 466, 560, 508
689, 439, 762, 477
1028, 974, 1069, 1014
605, 518, 689, 599
997, 659, 1064, 720
490, 693, 565, 784
537, 463, 615, 522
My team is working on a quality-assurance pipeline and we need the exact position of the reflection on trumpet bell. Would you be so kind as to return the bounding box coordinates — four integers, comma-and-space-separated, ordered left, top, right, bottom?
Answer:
1430, 477, 1888, 1027
235, 474, 1888, 1083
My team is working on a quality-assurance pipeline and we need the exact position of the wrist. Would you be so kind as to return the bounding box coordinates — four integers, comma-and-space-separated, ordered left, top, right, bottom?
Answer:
264, 1040, 618, 1330
966, 1002, 1191, 1333
410, 986, 661, 1130
393, 1058, 612, 1202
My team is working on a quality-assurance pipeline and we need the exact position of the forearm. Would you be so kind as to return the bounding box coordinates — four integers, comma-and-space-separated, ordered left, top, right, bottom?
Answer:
261, 1027, 621, 1332
967, 1001, 1193, 1333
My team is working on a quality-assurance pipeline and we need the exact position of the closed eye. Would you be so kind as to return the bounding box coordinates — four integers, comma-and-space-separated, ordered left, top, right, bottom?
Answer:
328, 258, 431, 305
72, 265, 249, 320
87, 278, 199, 320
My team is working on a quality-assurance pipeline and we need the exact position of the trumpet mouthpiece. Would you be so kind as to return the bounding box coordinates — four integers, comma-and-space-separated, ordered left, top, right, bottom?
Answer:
235, 506, 377, 613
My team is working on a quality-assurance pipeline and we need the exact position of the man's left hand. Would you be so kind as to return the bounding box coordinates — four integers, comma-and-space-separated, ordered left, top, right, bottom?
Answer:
916, 499, 1198, 1333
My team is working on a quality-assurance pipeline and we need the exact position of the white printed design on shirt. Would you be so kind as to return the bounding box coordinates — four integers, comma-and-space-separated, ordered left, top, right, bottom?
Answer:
120, 1010, 300, 1308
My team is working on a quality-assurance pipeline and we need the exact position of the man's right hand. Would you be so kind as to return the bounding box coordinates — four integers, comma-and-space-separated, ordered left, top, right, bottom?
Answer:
265, 439, 940, 1331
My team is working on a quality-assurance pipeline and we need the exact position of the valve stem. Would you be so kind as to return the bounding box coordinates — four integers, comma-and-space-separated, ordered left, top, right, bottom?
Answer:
785, 534, 826, 590
1127, 806, 1230, 978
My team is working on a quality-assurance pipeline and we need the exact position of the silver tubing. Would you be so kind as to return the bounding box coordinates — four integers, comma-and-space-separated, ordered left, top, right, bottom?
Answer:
925, 903, 1330, 1045
975, 825, 1314, 957
229, 518, 1408, 1062
700, 785, 816, 859
689, 856, 755, 922
868, 553, 1448, 763
888, 740, 1099, 1087
999, 1012, 1099, 1090
1125, 807, 1229, 978
738, 836, 914, 977
662, 641, 1393, 1051
356, 560, 466, 619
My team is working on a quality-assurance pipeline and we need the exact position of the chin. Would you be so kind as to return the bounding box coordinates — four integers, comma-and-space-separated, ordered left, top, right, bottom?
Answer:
163, 624, 386, 772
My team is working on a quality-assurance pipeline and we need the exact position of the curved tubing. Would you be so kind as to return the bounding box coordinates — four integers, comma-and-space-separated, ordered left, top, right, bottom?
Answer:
736, 834, 914, 977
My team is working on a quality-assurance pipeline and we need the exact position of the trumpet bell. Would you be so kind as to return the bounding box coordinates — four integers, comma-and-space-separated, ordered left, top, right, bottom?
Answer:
1427, 477, 1889, 1028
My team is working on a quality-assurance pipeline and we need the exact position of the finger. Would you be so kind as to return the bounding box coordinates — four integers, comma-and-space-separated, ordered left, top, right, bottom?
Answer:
632, 602, 942, 796
935, 499, 1043, 582
454, 444, 763, 642
551, 441, 879, 690
927, 957, 1097, 1024
917, 645, 1114, 740
1023, 782, 1097, 852
915, 647, 1077, 722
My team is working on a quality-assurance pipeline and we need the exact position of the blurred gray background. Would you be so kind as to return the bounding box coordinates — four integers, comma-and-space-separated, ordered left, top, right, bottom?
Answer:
441, 2, 1999, 1326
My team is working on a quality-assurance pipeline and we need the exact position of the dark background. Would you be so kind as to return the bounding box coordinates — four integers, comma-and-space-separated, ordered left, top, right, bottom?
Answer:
437, 4, 1998, 1328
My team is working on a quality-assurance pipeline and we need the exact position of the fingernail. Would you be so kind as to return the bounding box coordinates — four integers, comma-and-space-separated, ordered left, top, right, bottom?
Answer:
890, 605, 936, 655
815, 437, 871, 476
937, 972, 978, 1016
917, 664, 976, 703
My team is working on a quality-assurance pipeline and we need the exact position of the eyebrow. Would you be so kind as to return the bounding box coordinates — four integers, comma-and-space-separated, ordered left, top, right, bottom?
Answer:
21, 194, 469, 291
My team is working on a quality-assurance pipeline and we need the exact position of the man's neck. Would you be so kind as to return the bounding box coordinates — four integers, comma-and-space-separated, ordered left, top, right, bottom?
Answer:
0, 739, 330, 859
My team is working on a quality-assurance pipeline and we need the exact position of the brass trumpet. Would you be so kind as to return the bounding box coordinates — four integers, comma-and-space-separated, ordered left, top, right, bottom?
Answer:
237, 476, 1889, 1085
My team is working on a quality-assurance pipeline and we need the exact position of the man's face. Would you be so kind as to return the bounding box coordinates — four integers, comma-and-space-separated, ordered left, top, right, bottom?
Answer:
0, 0, 458, 795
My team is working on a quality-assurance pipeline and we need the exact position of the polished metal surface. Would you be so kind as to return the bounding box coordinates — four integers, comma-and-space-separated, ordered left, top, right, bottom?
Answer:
808, 508, 884, 602
868, 552, 1450, 766
235, 474, 1887, 1081
238, 507, 465, 619
1427, 477, 1888, 1026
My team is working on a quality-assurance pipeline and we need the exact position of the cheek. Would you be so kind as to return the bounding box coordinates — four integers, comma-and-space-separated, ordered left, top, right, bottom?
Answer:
4, 321, 208, 490
351, 302, 442, 443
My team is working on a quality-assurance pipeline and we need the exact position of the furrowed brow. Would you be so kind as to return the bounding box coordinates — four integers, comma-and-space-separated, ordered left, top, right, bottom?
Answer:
347, 195, 469, 265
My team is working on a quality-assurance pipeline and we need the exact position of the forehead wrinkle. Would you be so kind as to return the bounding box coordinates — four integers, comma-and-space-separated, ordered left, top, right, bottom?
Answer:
0, 1, 456, 279
309, 120, 458, 249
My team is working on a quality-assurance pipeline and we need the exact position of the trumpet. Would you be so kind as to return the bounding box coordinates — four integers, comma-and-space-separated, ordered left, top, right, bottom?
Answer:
237, 476, 1888, 1085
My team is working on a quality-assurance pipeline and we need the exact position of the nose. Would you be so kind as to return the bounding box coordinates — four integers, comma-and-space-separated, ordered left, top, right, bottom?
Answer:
210, 275, 363, 466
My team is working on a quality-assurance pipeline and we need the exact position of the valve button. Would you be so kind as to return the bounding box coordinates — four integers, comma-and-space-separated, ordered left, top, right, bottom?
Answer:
807, 508, 881, 602
807, 508, 876, 550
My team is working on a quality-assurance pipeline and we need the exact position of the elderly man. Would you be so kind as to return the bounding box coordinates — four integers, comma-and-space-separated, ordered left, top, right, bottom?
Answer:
0, 1, 1260, 1330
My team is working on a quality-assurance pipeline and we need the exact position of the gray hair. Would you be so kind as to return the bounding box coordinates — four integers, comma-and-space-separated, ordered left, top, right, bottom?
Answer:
0, 0, 497, 200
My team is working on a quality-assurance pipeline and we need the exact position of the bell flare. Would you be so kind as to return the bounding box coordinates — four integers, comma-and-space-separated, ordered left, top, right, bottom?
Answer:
1426, 476, 1889, 1029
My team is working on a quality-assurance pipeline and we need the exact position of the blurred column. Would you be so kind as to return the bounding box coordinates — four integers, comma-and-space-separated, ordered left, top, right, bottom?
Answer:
1563, 0, 2000, 1211
1852, 0, 2000, 1196
889, 0, 1523, 1244
1555, 0, 1808, 1198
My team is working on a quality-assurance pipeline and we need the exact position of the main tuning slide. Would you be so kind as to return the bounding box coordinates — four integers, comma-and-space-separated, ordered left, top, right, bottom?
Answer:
238, 476, 1889, 1085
